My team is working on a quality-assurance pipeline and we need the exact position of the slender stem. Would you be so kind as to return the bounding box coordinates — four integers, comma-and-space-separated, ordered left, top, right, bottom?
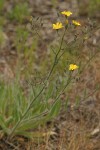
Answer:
8, 29, 66, 139
51, 49, 100, 108
51, 72, 72, 107
82, 87, 100, 102
46, 28, 66, 80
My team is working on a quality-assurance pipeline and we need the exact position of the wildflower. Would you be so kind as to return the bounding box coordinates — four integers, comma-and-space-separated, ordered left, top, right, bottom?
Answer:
69, 64, 79, 71
53, 22, 63, 30
72, 20, 81, 26
61, 11, 72, 17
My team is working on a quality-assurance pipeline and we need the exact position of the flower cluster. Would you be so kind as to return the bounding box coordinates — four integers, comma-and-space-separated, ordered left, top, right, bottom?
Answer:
52, 10, 80, 71
53, 11, 81, 30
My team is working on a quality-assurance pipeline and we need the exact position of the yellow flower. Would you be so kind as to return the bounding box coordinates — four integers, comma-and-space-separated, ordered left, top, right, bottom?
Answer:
69, 64, 79, 71
53, 22, 63, 30
61, 11, 72, 17
72, 20, 81, 26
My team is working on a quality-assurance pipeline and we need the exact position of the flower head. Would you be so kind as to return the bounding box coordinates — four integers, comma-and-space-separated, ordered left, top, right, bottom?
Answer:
69, 64, 79, 71
72, 20, 81, 26
53, 22, 63, 30
61, 11, 72, 17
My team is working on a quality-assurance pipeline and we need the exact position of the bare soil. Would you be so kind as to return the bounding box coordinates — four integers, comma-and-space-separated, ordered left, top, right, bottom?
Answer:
0, 0, 100, 149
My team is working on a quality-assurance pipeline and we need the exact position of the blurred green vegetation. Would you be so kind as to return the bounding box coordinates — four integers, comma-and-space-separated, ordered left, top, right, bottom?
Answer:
88, 0, 100, 16
9, 2, 30, 23
0, 27, 5, 47
15, 26, 38, 77
0, 0, 4, 13
77, 0, 100, 17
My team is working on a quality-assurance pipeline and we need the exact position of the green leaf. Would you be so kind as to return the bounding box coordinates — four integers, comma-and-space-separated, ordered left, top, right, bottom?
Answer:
49, 99, 61, 118
45, 83, 54, 100
5, 116, 13, 127
75, 95, 81, 108
0, 115, 10, 134
15, 131, 33, 139
16, 116, 46, 132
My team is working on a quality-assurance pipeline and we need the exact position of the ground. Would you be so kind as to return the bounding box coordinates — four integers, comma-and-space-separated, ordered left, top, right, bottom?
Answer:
0, 0, 100, 149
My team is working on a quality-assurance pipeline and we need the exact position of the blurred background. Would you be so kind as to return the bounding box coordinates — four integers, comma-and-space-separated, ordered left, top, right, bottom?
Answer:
0, 0, 100, 75
0, 1, 100, 149
0, 0, 99, 97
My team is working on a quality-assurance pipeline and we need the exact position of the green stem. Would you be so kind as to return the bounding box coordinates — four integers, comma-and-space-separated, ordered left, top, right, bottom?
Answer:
8, 29, 66, 139
51, 49, 100, 108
